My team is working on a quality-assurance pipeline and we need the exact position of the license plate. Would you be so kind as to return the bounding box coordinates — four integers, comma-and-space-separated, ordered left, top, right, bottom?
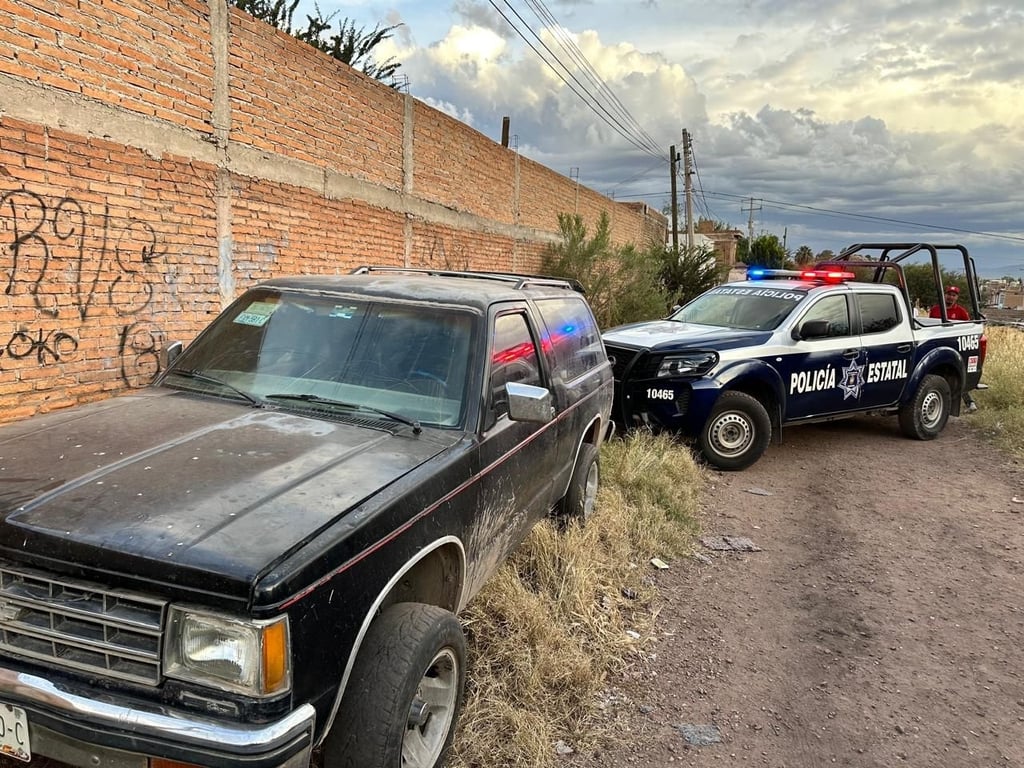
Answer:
0, 703, 30, 762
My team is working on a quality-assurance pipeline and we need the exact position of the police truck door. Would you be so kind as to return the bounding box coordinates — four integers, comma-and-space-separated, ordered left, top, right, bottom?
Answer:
783, 293, 863, 420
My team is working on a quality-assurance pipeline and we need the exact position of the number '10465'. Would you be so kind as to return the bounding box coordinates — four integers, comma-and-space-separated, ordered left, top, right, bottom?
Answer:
957, 335, 980, 352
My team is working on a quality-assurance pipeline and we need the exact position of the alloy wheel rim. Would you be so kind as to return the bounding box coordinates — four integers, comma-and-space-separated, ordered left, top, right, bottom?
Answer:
403, 648, 459, 766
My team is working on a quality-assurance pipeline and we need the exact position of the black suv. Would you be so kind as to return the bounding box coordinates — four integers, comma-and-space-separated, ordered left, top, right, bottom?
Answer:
0, 268, 613, 768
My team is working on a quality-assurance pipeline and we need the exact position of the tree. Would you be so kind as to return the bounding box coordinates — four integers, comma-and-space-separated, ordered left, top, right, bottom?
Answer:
230, 0, 403, 86
900, 264, 969, 310
793, 245, 815, 266
540, 212, 667, 327
696, 217, 733, 233
747, 234, 787, 269
736, 237, 749, 264
660, 245, 727, 309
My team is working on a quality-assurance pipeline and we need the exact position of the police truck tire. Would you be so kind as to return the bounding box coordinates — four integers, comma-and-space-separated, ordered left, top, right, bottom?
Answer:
325, 603, 466, 768
698, 391, 771, 471
898, 374, 951, 440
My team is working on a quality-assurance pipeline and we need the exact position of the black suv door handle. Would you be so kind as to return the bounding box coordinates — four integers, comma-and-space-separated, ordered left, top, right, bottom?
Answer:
842, 349, 860, 359
897, 343, 913, 353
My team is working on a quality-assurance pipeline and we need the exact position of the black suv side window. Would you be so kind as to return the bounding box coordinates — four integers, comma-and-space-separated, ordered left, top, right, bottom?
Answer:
800, 295, 851, 337
859, 293, 901, 334
534, 296, 603, 381
489, 312, 542, 416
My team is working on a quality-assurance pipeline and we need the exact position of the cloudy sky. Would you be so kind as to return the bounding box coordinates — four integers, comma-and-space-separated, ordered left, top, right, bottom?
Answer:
298, 0, 1024, 278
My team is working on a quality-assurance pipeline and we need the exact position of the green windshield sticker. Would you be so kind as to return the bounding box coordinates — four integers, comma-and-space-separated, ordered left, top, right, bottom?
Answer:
234, 301, 280, 327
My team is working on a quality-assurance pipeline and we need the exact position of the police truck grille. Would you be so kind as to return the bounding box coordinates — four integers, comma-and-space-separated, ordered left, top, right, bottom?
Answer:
604, 344, 640, 381
0, 564, 165, 685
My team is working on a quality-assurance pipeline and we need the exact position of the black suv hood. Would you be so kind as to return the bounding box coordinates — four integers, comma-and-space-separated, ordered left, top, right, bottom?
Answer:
0, 390, 454, 590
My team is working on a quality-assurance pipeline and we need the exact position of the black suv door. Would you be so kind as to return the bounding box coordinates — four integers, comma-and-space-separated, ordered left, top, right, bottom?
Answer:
462, 305, 560, 598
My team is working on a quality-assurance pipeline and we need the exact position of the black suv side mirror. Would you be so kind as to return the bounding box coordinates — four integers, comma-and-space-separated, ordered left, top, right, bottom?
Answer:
506, 382, 554, 423
161, 341, 184, 371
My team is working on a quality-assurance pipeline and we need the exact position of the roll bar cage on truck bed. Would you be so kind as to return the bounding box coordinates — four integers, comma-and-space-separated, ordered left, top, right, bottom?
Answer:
832, 242, 985, 323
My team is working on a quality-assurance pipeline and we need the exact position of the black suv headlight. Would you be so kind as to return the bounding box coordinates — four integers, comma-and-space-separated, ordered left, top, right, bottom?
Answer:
656, 351, 718, 378
164, 607, 291, 697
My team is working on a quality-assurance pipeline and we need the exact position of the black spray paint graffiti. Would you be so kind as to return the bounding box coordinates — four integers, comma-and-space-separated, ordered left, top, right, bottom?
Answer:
119, 321, 164, 389
2, 188, 170, 386
0, 328, 78, 366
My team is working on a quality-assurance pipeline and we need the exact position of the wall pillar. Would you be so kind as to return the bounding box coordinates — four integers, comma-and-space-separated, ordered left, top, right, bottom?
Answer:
209, 0, 235, 307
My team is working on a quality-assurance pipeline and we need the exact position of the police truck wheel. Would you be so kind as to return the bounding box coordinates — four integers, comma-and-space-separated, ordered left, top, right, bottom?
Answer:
698, 391, 771, 471
898, 374, 950, 440
325, 603, 466, 768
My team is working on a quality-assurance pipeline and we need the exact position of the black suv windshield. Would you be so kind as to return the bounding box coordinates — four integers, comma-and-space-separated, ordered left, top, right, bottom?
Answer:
162, 289, 474, 427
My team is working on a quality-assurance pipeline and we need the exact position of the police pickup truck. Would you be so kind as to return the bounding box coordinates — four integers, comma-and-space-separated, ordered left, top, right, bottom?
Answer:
602, 243, 986, 470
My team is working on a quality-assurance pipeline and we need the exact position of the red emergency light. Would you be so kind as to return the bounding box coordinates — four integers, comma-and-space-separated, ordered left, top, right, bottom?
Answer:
799, 269, 856, 283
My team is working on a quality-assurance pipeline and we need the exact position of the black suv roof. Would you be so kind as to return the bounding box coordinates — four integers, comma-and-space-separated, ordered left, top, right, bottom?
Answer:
262, 268, 583, 312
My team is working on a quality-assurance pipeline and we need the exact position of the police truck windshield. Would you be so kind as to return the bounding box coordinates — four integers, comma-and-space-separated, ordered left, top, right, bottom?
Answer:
670, 285, 808, 331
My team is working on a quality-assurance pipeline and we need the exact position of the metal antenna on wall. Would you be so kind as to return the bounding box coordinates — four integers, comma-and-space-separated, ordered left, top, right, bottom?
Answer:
570, 167, 580, 213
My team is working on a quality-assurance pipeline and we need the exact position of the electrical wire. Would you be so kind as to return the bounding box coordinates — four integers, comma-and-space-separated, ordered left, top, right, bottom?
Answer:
689, 139, 718, 222
613, 188, 1024, 244
519, 0, 662, 156
608, 155, 667, 196
486, 0, 664, 160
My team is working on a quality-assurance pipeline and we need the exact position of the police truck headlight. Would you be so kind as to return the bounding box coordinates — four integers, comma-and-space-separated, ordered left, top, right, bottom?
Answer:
165, 607, 291, 697
656, 352, 718, 377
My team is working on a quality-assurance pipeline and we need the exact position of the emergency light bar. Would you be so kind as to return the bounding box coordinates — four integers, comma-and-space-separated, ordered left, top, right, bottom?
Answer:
799, 269, 857, 282
745, 267, 856, 283
745, 268, 804, 280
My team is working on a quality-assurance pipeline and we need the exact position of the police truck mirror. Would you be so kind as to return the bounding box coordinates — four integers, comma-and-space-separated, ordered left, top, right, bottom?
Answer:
792, 320, 831, 340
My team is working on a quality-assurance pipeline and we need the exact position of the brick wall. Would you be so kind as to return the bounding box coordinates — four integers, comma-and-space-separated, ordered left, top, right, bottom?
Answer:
0, 0, 666, 423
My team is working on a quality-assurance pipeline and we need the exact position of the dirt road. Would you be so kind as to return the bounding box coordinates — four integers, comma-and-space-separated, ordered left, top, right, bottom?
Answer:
570, 415, 1024, 768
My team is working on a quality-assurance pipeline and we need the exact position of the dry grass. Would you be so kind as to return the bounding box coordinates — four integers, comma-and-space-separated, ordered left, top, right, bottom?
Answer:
448, 431, 704, 768
972, 324, 1024, 461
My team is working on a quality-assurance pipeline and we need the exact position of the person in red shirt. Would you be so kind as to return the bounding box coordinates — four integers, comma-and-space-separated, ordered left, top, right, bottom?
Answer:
928, 285, 978, 411
929, 285, 971, 321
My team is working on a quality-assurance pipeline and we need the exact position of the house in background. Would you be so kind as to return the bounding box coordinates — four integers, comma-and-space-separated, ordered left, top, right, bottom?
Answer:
983, 281, 1024, 310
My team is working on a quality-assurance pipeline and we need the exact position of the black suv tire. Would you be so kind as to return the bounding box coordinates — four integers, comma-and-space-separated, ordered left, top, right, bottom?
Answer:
326, 603, 466, 768
557, 442, 600, 523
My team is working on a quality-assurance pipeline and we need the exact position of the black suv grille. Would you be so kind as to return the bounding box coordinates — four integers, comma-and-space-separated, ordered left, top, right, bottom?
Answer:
0, 564, 166, 685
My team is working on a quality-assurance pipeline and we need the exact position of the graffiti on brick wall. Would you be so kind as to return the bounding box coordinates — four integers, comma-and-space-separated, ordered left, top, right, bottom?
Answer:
118, 321, 164, 389
0, 328, 78, 365
416, 234, 515, 272
1, 188, 172, 386
419, 235, 470, 271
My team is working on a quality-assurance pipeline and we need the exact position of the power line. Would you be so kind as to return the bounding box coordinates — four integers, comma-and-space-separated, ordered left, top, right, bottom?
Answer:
486, 0, 664, 160
689, 139, 717, 222
519, 0, 662, 156
608, 155, 666, 195
614, 187, 1024, 245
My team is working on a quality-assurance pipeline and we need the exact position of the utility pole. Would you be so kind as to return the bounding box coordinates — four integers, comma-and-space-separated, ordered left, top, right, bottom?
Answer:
682, 129, 694, 249
741, 197, 762, 242
669, 145, 679, 257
